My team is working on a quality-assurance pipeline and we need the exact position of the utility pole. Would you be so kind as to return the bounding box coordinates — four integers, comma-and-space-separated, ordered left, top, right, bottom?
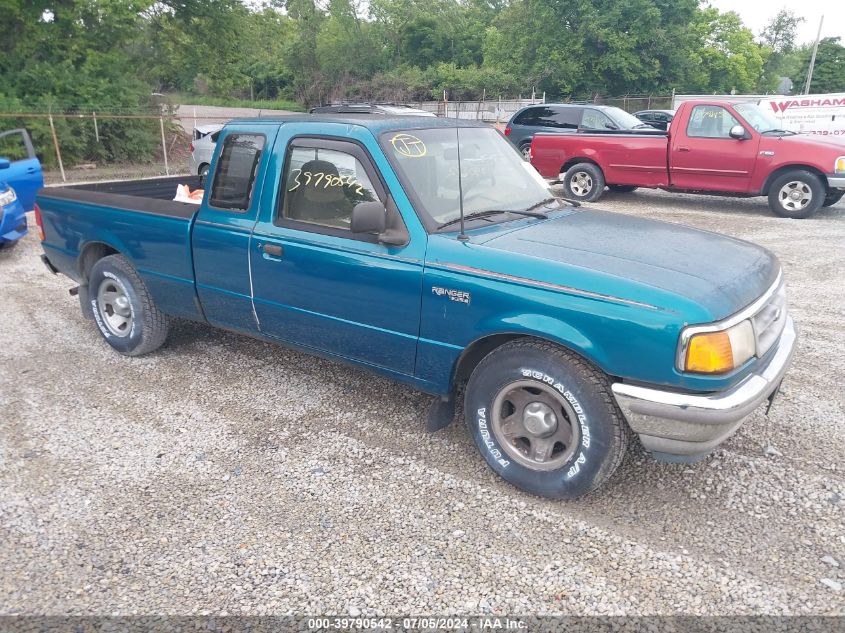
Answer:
804, 15, 824, 95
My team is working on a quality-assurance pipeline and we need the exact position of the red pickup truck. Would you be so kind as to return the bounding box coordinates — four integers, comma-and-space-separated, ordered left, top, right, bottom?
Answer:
530, 99, 845, 218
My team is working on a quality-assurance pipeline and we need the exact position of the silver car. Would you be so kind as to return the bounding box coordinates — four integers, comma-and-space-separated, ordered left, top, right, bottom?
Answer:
189, 125, 223, 178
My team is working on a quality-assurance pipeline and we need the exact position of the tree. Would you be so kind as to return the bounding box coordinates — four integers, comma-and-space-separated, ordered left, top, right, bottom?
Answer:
758, 9, 804, 92
687, 8, 768, 94
792, 37, 845, 94
761, 9, 804, 54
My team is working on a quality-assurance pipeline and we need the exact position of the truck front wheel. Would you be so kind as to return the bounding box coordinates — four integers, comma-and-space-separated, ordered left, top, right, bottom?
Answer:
87, 254, 170, 356
767, 170, 824, 218
563, 163, 605, 202
464, 340, 629, 499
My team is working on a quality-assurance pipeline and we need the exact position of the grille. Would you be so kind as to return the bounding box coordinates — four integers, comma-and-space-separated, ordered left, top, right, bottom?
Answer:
752, 282, 788, 357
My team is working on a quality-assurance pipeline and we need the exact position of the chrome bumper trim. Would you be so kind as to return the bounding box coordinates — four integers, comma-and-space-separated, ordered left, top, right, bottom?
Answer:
826, 174, 845, 189
612, 316, 796, 455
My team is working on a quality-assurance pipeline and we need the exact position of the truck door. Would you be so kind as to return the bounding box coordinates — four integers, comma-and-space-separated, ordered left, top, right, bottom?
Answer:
0, 129, 43, 211
670, 104, 759, 192
249, 133, 423, 376
193, 124, 276, 332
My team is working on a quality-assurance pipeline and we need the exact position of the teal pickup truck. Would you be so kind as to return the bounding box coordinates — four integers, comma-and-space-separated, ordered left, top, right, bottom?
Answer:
36, 115, 796, 498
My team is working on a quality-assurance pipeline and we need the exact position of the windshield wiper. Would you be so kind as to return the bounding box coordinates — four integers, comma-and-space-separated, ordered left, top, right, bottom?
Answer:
438, 208, 547, 230
761, 128, 798, 136
523, 197, 562, 213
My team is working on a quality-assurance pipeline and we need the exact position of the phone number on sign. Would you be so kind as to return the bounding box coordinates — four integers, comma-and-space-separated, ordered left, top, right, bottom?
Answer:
806, 129, 845, 136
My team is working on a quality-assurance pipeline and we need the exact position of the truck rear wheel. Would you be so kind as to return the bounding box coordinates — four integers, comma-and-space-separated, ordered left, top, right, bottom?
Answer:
767, 170, 824, 218
563, 162, 605, 202
87, 254, 169, 356
464, 340, 628, 499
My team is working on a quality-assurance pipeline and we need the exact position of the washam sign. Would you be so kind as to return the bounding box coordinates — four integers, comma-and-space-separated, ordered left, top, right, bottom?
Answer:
759, 93, 845, 140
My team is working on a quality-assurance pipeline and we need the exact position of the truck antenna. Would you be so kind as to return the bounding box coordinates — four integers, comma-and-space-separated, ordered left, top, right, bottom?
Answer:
456, 124, 469, 242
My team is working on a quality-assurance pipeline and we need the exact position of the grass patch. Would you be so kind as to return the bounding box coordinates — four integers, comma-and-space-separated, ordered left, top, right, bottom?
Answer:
168, 94, 305, 112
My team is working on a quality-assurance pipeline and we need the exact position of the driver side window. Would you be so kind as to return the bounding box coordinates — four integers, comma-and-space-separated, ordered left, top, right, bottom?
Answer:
687, 105, 740, 139
279, 146, 380, 231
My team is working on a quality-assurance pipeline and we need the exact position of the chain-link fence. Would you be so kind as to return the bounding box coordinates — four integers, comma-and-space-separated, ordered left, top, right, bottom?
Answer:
0, 95, 673, 185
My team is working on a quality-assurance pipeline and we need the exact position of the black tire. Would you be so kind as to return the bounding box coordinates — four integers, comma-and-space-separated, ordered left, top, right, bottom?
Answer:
0, 239, 19, 251
518, 141, 532, 161
767, 170, 824, 218
823, 191, 844, 207
608, 185, 637, 193
87, 254, 169, 356
563, 162, 605, 202
198, 163, 210, 186
464, 339, 628, 499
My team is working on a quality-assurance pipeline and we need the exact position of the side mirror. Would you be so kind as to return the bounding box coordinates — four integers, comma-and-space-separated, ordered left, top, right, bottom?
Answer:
351, 201, 387, 234
0, 158, 10, 170
604, 122, 619, 130
729, 125, 748, 140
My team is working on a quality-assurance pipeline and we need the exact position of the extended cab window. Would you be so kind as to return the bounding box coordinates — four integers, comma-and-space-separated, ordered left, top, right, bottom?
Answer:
209, 134, 265, 210
279, 145, 380, 230
687, 105, 741, 139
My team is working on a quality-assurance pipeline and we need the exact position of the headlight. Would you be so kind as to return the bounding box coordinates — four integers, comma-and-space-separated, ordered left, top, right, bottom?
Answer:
836, 156, 845, 173
682, 319, 755, 374
0, 188, 16, 207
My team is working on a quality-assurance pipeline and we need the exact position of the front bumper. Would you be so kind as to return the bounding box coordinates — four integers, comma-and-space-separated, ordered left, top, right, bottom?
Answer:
826, 174, 845, 189
0, 201, 27, 244
611, 316, 796, 459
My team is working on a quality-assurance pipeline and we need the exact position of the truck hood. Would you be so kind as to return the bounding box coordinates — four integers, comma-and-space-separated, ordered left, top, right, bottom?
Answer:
474, 209, 778, 320
759, 133, 845, 157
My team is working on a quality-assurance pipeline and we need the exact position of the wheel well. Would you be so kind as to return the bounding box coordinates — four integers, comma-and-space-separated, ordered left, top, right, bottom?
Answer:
561, 157, 599, 175
762, 165, 828, 196
452, 333, 606, 388
78, 242, 119, 281
198, 162, 209, 173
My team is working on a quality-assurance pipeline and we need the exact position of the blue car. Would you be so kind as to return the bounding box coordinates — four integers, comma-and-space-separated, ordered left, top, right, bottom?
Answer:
0, 128, 44, 212
0, 183, 27, 248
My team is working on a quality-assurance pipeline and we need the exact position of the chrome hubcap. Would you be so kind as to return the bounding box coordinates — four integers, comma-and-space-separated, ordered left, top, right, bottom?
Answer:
523, 401, 558, 437
570, 172, 593, 197
778, 181, 812, 211
96, 278, 133, 337
491, 379, 580, 471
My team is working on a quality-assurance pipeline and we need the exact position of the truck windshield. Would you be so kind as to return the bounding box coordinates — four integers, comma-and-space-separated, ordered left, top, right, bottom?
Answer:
734, 103, 791, 134
383, 127, 554, 229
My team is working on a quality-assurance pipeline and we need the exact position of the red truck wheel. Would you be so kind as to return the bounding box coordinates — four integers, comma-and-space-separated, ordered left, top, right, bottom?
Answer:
563, 162, 605, 202
767, 170, 824, 219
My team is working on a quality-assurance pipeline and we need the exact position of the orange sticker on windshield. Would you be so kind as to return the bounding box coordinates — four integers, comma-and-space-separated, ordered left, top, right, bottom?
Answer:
391, 133, 427, 158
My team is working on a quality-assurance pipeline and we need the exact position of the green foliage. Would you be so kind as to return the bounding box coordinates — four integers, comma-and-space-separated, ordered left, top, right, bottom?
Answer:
2, 0, 793, 163
1, 0, 162, 167
792, 38, 845, 94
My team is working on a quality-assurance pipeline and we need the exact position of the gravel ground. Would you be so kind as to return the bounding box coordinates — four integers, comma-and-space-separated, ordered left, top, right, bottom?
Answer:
1, 190, 844, 617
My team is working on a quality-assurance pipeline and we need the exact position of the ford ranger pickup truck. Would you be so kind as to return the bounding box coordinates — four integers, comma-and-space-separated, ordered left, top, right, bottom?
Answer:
530, 99, 845, 218
36, 115, 796, 498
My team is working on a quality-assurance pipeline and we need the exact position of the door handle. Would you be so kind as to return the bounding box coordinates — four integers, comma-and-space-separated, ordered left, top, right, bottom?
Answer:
26, 167, 37, 174
677, 146, 691, 152
262, 244, 284, 258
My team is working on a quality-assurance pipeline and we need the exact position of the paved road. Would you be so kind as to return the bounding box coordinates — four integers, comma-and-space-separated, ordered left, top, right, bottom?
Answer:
1, 191, 843, 616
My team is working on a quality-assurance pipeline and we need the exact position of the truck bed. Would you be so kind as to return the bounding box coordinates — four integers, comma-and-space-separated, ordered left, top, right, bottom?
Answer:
43, 175, 203, 218
37, 175, 205, 322
531, 132, 670, 187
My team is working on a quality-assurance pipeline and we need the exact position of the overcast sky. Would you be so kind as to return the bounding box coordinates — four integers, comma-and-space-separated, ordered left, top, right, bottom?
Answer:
707, 0, 842, 45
